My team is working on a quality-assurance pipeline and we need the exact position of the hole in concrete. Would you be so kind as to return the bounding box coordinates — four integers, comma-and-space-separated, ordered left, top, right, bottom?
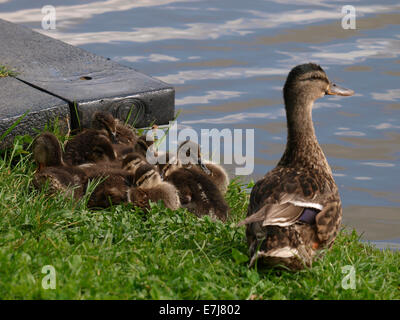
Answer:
79, 76, 92, 80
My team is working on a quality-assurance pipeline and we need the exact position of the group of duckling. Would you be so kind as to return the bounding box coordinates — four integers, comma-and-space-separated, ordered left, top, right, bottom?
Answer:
31, 63, 354, 270
32, 112, 230, 221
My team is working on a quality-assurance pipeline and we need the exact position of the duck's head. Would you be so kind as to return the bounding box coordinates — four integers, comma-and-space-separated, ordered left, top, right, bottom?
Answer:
92, 111, 117, 143
283, 63, 354, 108
33, 132, 63, 170
122, 152, 146, 173
135, 164, 162, 188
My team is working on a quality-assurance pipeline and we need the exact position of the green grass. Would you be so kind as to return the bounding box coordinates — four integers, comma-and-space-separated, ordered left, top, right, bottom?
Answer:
0, 135, 399, 300
0, 64, 17, 77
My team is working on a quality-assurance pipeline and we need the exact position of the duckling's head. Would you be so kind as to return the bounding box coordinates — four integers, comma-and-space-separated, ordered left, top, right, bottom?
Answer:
135, 164, 162, 188
92, 111, 117, 143
33, 132, 63, 169
177, 140, 211, 174
283, 63, 354, 108
122, 152, 146, 173
177, 140, 200, 165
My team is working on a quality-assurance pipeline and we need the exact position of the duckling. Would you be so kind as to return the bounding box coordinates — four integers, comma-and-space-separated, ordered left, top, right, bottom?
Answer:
93, 111, 141, 157
156, 150, 178, 178
164, 165, 229, 222
32, 132, 87, 198
127, 164, 180, 210
64, 112, 117, 166
122, 152, 148, 175
132, 135, 154, 158
115, 119, 138, 146
177, 140, 230, 194
238, 63, 354, 270
63, 131, 117, 166
92, 111, 117, 142
33, 132, 64, 170
86, 169, 135, 209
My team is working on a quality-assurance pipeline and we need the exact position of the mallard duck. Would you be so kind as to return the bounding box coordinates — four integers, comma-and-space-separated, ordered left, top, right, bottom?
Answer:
122, 152, 148, 175
91, 111, 117, 142
177, 140, 230, 194
32, 132, 87, 198
64, 112, 118, 166
132, 135, 154, 158
238, 63, 354, 270
127, 163, 180, 210
86, 169, 135, 209
93, 111, 141, 157
115, 119, 138, 145
164, 165, 229, 222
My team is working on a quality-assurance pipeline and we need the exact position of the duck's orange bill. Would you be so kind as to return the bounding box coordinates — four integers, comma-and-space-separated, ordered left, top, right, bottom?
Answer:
312, 242, 319, 250
326, 83, 354, 96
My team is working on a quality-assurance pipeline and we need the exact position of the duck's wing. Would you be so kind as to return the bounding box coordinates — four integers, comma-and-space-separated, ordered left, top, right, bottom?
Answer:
238, 167, 325, 227
237, 201, 301, 227
240, 167, 342, 245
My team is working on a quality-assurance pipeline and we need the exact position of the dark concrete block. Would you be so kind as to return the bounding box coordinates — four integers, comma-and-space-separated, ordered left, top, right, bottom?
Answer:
0, 18, 174, 130
0, 77, 70, 148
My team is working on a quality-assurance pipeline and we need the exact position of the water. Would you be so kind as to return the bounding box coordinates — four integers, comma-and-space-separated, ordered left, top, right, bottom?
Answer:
1, 0, 399, 248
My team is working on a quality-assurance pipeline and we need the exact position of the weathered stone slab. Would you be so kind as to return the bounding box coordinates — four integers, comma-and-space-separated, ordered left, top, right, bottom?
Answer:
0, 18, 174, 130
0, 77, 69, 148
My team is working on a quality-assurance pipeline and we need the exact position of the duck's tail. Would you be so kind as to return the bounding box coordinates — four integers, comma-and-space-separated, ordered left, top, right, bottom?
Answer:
248, 225, 314, 271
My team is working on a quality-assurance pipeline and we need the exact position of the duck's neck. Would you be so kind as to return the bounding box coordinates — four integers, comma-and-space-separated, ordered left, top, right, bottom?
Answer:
279, 98, 328, 168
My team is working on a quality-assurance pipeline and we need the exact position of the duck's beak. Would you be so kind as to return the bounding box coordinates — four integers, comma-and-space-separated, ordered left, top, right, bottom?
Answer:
326, 83, 354, 96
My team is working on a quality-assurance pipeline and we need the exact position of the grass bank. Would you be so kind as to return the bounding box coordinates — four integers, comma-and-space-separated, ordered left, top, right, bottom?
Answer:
0, 133, 399, 300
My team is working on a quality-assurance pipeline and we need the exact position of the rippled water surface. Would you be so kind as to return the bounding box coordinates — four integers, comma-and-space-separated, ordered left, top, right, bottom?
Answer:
1, 0, 399, 247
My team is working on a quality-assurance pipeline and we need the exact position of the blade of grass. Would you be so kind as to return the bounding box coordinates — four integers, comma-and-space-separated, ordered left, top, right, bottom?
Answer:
154, 109, 181, 149
0, 110, 30, 143
73, 101, 81, 131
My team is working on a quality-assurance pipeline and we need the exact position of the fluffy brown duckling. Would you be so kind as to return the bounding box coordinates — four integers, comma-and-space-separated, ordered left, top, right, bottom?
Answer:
164, 165, 229, 222
32, 132, 87, 198
115, 119, 138, 146
238, 63, 354, 270
177, 140, 230, 194
127, 164, 180, 210
86, 169, 135, 209
64, 112, 117, 166
111, 119, 142, 159
132, 135, 154, 158
92, 111, 118, 142
121, 152, 148, 175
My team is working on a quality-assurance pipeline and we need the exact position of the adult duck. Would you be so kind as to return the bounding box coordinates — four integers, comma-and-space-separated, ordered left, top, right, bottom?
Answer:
238, 63, 354, 270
